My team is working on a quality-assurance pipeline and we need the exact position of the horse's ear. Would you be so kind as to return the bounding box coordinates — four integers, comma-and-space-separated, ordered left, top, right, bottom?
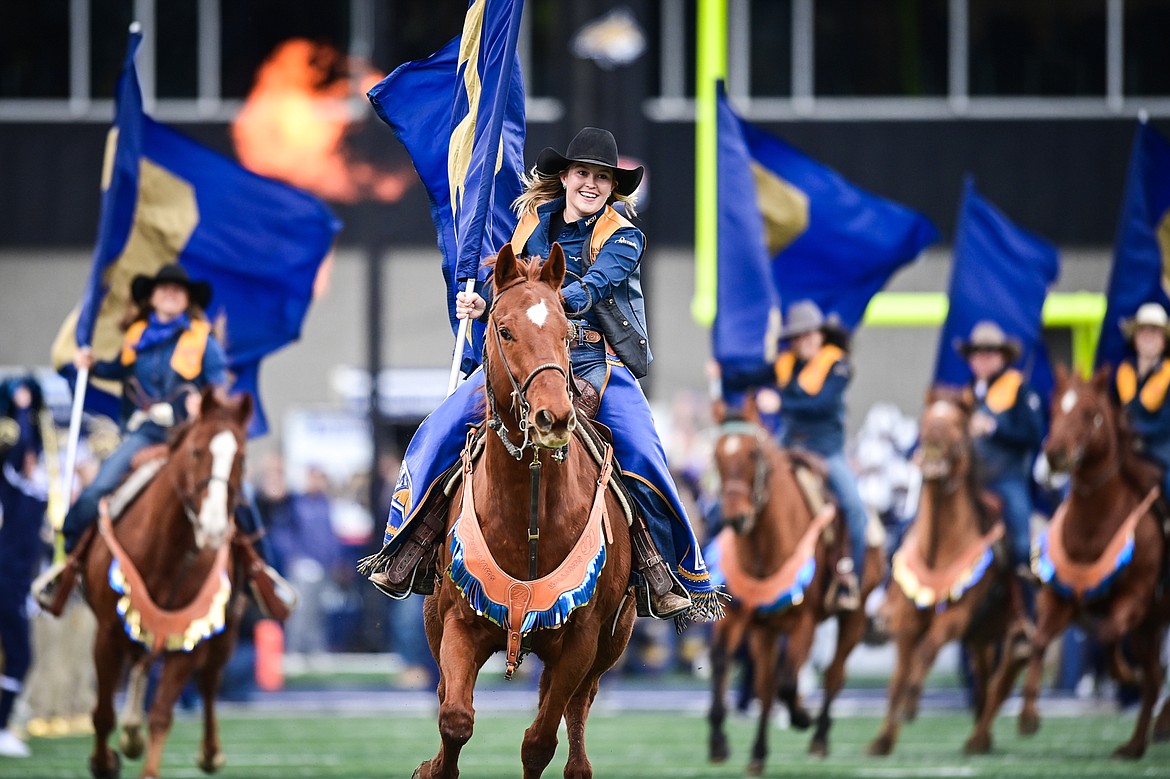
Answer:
199, 385, 219, 416
741, 391, 761, 423
711, 398, 727, 425
1090, 363, 1112, 393
1053, 362, 1070, 391
494, 242, 520, 289
540, 243, 566, 291
235, 391, 254, 428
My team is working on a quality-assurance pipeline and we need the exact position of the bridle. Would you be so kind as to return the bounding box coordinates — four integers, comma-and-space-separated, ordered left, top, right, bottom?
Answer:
717, 420, 772, 534
1054, 392, 1116, 495
483, 277, 573, 461
171, 422, 243, 534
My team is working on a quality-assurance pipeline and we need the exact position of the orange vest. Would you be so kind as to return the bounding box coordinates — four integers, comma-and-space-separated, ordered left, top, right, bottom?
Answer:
121, 319, 212, 380
510, 204, 633, 266
775, 344, 845, 395
984, 369, 1024, 414
1117, 360, 1170, 412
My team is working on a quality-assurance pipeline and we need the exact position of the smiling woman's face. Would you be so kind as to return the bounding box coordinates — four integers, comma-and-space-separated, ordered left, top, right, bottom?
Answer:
560, 162, 614, 222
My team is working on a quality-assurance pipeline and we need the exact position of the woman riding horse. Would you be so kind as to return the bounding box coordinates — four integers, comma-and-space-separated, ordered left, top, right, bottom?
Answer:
364, 127, 719, 623
1113, 302, 1170, 505
34, 264, 293, 620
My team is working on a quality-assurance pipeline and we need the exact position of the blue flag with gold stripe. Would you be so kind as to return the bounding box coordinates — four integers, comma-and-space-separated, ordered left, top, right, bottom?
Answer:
714, 85, 938, 378
51, 29, 341, 437
368, 0, 525, 343
1096, 121, 1170, 370
934, 178, 1059, 388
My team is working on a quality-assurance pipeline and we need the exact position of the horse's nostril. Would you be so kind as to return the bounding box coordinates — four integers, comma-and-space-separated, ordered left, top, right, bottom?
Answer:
535, 409, 555, 432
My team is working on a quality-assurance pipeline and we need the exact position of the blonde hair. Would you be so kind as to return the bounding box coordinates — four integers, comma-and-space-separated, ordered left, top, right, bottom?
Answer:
512, 165, 639, 219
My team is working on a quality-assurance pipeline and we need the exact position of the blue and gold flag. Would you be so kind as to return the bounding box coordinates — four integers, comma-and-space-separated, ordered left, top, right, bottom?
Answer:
714, 85, 938, 378
934, 177, 1060, 389
368, 0, 525, 360
1096, 121, 1170, 370
51, 29, 342, 436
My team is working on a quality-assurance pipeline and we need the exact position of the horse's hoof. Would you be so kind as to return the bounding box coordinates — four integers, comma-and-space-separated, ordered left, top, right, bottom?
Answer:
963, 733, 991, 755
1018, 711, 1039, 736
746, 759, 765, 776
867, 736, 893, 757
196, 749, 226, 774
119, 726, 144, 760
1153, 726, 1170, 744
790, 709, 812, 730
89, 752, 122, 779
1112, 742, 1145, 760
808, 739, 828, 758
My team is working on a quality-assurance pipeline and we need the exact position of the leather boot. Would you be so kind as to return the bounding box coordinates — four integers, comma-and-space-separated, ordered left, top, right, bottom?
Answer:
629, 511, 691, 619
31, 559, 77, 617
368, 498, 446, 599
236, 536, 298, 621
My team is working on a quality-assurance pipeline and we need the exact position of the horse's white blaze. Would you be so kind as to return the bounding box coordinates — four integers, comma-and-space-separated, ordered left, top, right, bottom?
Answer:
526, 300, 549, 327
720, 436, 742, 457
1060, 389, 1078, 414
197, 430, 237, 547
928, 400, 951, 417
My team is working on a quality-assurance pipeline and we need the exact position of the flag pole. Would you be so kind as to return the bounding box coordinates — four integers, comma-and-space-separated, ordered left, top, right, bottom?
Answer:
446, 279, 476, 396
54, 366, 88, 561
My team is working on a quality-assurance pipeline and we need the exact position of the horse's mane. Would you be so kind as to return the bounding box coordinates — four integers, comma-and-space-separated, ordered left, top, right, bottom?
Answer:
1109, 391, 1164, 495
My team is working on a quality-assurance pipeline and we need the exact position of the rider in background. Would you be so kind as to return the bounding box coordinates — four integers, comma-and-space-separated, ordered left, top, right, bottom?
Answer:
34, 264, 293, 620
774, 300, 868, 611
957, 320, 1044, 643
366, 127, 718, 622
0, 376, 49, 759
1112, 302, 1170, 504
719, 299, 868, 611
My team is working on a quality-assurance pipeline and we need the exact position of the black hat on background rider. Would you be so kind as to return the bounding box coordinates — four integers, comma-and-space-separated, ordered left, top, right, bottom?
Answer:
130, 264, 213, 310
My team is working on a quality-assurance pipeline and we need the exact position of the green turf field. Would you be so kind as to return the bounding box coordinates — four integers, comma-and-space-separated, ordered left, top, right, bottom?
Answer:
17, 709, 1170, 778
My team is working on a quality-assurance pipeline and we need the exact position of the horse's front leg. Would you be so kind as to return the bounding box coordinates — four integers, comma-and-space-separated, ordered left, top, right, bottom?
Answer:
416, 613, 491, 779
195, 629, 238, 774
523, 625, 600, 779
1017, 589, 1074, 737
708, 612, 748, 764
746, 626, 785, 777
1113, 620, 1166, 759
811, 604, 867, 756
90, 625, 125, 779
118, 657, 151, 760
868, 622, 918, 757
141, 651, 198, 779
563, 600, 634, 779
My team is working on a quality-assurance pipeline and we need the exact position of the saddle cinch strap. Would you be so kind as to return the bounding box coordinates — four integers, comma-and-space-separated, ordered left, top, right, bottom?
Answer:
98, 500, 234, 653
717, 504, 836, 613
1036, 486, 1159, 600
454, 442, 614, 679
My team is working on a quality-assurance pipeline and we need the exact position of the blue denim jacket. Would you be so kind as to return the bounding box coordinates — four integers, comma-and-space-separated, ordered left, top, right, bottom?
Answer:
92, 324, 228, 430
483, 199, 652, 375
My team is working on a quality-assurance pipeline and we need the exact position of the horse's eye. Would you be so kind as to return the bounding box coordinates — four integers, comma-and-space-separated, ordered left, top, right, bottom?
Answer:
498, 326, 514, 342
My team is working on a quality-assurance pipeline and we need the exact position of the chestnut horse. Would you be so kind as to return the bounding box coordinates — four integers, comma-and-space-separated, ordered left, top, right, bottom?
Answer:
708, 411, 883, 772
83, 388, 251, 779
974, 365, 1170, 759
414, 244, 635, 779
869, 390, 1021, 756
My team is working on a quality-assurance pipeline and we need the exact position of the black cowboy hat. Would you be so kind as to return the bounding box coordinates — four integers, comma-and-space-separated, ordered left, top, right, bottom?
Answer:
535, 127, 644, 197
131, 264, 212, 310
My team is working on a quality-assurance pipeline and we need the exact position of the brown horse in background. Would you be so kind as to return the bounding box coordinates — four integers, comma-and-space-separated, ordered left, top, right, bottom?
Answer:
414, 244, 635, 779
708, 407, 883, 773
870, 389, 1022, 756
83, 388, 251, 779
974, 365, 1170, 759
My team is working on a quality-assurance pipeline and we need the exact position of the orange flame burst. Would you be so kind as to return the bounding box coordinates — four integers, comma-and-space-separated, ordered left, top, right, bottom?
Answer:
232, 39, 412, 204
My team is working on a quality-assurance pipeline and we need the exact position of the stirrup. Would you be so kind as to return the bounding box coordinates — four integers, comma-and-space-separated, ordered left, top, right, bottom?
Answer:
826, 559, 861, 613
369, 569, 414, 601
